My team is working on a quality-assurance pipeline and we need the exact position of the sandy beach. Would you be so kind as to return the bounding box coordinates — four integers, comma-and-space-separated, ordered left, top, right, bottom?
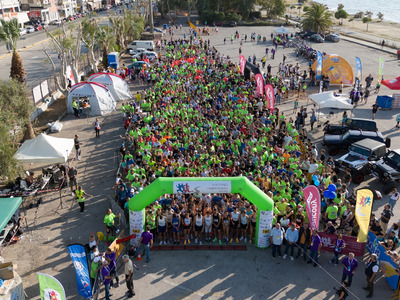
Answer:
285, 0, 400, 44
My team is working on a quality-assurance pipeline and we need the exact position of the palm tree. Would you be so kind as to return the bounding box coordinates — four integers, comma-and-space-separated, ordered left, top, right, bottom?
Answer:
0, 19, 26, 83
301, 3, 332, 33
96, 26, 116, 69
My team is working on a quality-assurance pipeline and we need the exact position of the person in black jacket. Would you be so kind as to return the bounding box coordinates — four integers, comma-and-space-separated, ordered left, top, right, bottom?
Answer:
364, 254, 379, 298
296, 222, 311, 261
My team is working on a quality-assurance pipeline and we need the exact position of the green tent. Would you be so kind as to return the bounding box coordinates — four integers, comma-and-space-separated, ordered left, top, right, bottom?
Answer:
0, 197, 22, 233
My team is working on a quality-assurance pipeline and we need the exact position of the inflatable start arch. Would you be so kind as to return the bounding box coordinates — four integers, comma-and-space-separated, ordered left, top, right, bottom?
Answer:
129, 177, 274, 249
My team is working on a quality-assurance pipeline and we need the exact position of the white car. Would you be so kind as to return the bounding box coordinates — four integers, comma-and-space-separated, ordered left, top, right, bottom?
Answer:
26, 26, 35, 33
19, 28, 27, 36
132, 51, 158, 60
129, 48, 146, 55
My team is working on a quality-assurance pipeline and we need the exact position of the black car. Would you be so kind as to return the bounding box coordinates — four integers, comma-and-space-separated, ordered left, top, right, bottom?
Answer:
371, 149, 400, 194
323, 129, 388, 156
324, 118, 378, 135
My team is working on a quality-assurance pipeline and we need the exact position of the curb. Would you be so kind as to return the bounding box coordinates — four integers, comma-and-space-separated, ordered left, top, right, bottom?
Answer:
338, 33, 398, 56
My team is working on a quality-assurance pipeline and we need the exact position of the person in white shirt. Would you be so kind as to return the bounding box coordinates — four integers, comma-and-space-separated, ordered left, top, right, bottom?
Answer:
283, 223, 299, 260
270, 223, 285, 257
123, 255, 135, 297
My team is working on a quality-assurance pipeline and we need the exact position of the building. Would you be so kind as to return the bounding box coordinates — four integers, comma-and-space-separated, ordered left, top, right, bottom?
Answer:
87, 0, 101, 11
0, 0, 29, 26
20, 0, 59, 23
57, 0, 77, 18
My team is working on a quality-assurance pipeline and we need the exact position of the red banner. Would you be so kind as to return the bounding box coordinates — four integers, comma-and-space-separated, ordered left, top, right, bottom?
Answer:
319, 232, 366, 257
255, 73, 264, 97
239, 55, 246, 75
115, 234, 136, 244
264, 84, 275, 112
303, 185, 321, 231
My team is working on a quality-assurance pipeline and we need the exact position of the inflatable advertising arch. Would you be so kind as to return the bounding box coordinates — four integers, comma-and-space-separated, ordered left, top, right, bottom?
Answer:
129, 177, 274, 249
311, 55, 354, 85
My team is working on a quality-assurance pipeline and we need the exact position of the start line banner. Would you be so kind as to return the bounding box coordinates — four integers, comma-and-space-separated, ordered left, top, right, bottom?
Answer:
173, 181, 231, 194
318, 232, 366, 257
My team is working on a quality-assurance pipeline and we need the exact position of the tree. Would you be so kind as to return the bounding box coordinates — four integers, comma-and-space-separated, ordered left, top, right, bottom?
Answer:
354, 11, 364, 19
337, 3, 344, 10
348, 17, 354, 28
81, 17, 99, 73
257, 0, 286, 19
334, 9, 348, 25
362, 16, 372, 31
301, 3, 332, 33
0, 19, 26, 83
377, 12, 384, 21
365, 10, 373, 18
96, 26, 116, 69
303, 6, 309, 12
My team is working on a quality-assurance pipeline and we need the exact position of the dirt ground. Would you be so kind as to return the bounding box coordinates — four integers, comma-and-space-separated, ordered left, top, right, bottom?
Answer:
32, 96, 67, 135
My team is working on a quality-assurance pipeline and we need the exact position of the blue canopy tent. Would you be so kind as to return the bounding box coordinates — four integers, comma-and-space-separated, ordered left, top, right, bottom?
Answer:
0, 197, 23, 245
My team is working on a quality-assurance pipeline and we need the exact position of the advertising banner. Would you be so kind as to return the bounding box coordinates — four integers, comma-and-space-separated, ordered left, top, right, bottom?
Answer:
318, 232, 366, 257
37, 273, 66, 300
264, 84, 275, 112
67, 244, 92, 299
255, 73, 264, 97
312, 55, 354, 85
239, 55, 246, 75
303, 185, 321, 231
366, 231, 399, 290
355, 189, 374, 242
355, 57, 362, 81
316, 51, 323, 80
129, 209, 145, 246
256, 210, 273, 248
378, 56, 385, 84
173, 181, 231, 194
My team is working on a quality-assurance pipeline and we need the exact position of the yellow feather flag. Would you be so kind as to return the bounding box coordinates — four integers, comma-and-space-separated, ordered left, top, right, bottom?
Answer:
355, 189, 374, 242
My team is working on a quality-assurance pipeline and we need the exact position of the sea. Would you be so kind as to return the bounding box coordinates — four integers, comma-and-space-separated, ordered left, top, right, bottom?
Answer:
315, 0, 400, 23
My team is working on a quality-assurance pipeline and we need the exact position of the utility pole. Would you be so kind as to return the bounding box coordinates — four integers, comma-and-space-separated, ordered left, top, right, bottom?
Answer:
148, 0, 153, 33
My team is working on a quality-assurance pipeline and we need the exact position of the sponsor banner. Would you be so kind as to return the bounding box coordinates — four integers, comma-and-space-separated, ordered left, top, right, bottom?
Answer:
355, 189, 374, 242
67, 244, 92, 298
255, 73, 264, 97
264, 84, 275, 112
355, 57, 362, 81
319, 80, 324, 93
366, 231, 399, 290
303, 185, 321, 231
239, 55, 246, 75
37, 273, 66, 300
116, 234, 136, 244
173, 181, 231, 194
130, 209, 145, 246
318, 232, 365, 257
316, 51, 323, 80
257, 210, 273, 248
378, 56, 384, 84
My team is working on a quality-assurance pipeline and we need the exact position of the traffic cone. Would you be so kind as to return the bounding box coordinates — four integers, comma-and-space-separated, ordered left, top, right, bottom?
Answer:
137, 253, 142, 261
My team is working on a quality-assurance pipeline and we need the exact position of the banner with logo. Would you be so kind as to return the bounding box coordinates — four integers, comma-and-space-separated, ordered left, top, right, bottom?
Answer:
264, 84, 275, 112
256, 210, 273, 249
355, 57, 362, 81
355, 189, 374, 243
239, 55, 246, 75
303, 185, 320, 231
173, 181, 231, 194
130, 209, 145, 246
37, 273, 66, 300
255, 73, 264, 97
378, 57, 384, 84
67, 244, 92, 299
318, 232, 366, 256
366, 231, 399, 290
316, 51, 323, 80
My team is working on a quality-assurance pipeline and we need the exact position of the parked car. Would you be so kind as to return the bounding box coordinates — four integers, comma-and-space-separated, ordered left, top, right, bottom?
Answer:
129, 48, 146, 55
225, 21, 237, 27
324, 118, 378, 135
310, 34, 324, 43
371, 149, 400, 194
335, 139, 387, 184
26, 26, 35, 33
325, 33, 340, 42
34, 24, 43, 31
132, 51, 157, 60
67, 16, 74, 21
41, 23, 47, 29
214, 21, 224, 26
49, 19, 61, 26
19, 28, 27, 36
323, 129, 388, 156
76, 13, 82, 18
145, 27, 164, 34
127, 61, 150, 71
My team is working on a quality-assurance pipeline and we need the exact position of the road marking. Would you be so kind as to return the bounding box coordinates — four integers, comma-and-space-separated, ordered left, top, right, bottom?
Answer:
32, 56, 38, 59
148, 273, 206, 298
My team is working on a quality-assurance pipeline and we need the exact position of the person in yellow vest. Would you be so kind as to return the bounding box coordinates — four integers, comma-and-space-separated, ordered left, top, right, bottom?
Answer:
75, 186, 87, 213
72, 100, 79, 118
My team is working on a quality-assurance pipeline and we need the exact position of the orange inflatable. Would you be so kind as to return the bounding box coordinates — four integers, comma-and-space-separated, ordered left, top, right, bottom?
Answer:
312, 55, 354, 85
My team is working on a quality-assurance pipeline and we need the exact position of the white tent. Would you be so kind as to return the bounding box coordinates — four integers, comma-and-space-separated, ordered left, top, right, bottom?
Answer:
274, 26, 291, 34
309, 91, 353, 109
14, 133, 74, 164
67, 82, 116, 116
88, 73, 131, 101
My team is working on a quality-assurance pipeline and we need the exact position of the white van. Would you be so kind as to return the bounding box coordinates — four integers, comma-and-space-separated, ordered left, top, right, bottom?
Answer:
127, 40, 154, 51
